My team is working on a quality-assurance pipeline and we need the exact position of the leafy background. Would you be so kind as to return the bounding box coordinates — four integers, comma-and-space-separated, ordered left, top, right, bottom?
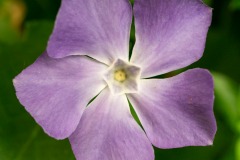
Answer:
0, 0, 240, 159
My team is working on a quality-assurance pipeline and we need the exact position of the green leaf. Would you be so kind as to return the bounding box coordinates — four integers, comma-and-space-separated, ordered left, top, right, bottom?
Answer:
213, 72, 239, 132
203, 0, 213, 6
129, 0, 134, 5
0, 20, 75, 160
219, 144, 236, 160
236, 138, 240, 160
238, 87, 240, 117
230, 0, 240, 10
0, 16, 19, 44
128, 99, 141, 126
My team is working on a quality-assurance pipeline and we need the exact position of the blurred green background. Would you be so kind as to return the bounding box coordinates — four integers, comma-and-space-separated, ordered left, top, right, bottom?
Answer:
0, 0, 240, 159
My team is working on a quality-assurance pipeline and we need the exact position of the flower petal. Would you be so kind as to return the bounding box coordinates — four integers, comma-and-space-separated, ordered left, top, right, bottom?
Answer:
47, 0, 132, 65
131, 0, 212, 78
128, 69, 216, 148
13, 53, 107, 139
69, 88, 154, 160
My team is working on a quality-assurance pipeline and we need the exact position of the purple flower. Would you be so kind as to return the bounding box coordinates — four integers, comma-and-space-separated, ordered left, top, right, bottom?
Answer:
13, 0, 217, 159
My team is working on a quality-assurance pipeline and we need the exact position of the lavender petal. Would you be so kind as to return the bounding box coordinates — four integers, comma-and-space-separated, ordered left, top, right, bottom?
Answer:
128, 69, 217, 148
47, 0, 132, 65
131, 0, 212, 78
13, 52, 107, 139
70, 88, 154, 160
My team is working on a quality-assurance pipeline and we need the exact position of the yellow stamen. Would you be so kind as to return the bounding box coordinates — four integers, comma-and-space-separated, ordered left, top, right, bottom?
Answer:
114, 70, 126, 82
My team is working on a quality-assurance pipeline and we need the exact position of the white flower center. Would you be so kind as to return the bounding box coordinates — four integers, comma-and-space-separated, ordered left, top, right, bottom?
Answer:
103, 59, 141, 95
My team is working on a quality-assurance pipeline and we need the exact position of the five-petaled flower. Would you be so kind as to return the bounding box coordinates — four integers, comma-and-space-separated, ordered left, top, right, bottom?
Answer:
13, 0, 217, 159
